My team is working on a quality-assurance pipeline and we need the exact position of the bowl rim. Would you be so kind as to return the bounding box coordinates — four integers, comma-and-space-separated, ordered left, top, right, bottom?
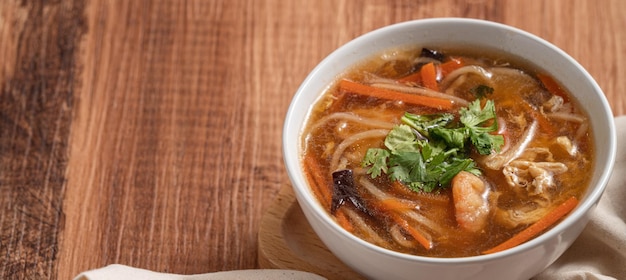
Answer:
282, 17, 617, 263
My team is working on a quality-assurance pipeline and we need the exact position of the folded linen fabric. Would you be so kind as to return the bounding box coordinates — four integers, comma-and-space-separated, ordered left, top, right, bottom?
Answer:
74, 265, 326, 280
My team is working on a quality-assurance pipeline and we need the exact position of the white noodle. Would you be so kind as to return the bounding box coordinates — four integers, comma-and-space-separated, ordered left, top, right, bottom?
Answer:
358, 177, 391, 200
546, 112, 586, 123
404, 210, 446, 235
343, 208, 390, 247
390, 224, 418, 248
444, 74, 467, 95
489, 67, 527, 77
359, 177, 442, 237
331, 129, 389, 172
363, 75, 398, 85
413, 57, 440, 65
306, 112, 395, 136
575, 121, 589, 140
483, 120, 538, 170
440, 65, 493, 89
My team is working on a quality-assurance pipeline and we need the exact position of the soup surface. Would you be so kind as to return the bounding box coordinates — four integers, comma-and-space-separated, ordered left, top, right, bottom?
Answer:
301, 47, 594, 257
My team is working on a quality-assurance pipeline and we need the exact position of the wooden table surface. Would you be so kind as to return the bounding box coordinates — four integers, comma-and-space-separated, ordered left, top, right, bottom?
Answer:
1, 0, 624, 279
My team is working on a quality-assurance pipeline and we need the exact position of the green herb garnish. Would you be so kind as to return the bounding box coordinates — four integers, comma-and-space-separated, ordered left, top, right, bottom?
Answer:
361, 99, 503, 192
470, 84, 494, 99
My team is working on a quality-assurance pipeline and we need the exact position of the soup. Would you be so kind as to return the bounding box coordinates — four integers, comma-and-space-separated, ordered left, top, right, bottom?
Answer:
301, 47, 594, 257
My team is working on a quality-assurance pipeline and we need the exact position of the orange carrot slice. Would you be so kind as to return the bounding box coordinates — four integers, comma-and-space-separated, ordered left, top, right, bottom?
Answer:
520, 100, 556, 136
398, 71, 422, 83
537, 73, 570, 103
335, 210, 354, 233
440, 57, 465, 77
483, 196, 579, 254
303, 153, 332, 209
367, 199, 432, 250
339, 79, 453, 110
420, 62, 439, 91
379, 198, 419, 212
389, 213, 432, 250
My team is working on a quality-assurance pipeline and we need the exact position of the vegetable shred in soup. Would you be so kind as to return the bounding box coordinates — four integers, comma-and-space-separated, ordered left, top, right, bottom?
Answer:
301, 47, 594, 257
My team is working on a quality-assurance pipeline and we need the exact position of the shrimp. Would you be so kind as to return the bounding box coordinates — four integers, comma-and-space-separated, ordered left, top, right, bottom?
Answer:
452, 171, 490, 232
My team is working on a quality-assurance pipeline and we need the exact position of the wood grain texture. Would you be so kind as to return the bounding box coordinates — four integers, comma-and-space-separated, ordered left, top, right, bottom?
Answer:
0, 1, 86, 278
258, 185, 364, 280
0, 0, 623, 279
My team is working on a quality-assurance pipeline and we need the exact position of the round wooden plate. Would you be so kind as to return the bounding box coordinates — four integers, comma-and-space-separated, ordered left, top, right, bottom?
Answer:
257, 184, 364, 280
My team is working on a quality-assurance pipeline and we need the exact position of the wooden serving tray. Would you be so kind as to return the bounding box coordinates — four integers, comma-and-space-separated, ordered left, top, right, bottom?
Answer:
258, 184, 365, 280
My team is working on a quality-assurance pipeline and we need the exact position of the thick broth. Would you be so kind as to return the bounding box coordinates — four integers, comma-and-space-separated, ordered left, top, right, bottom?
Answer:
301, 46, 594, 257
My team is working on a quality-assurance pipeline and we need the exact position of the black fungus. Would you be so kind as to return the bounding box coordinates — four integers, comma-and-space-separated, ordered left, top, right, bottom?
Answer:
331, 169, 371, 215
420, 48, 445, 61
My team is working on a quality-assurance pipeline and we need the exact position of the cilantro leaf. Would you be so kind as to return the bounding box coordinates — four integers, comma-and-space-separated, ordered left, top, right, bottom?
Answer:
362, 148, 390, 178
361, 99, 504, 192
384, 124, 419, 152
438, 158, 474, 186
470, 84, 494, 99
470, 130, 505, 155
388, 151, 426, 183
460, 99, 504, 155
430, 126, 468, 149
401, 113, 454, 138
460, 99, 497, 127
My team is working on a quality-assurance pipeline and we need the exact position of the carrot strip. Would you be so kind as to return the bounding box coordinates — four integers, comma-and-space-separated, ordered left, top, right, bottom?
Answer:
335, 209, 354, 232
391, 180, 419, 197
440, 57, 465, 77
521, 101, 555, 136
420, 62, 439, 91
537, 73, 570, 103
389, 213, 433, 250
304, 153, 354, 232
397, 71, 422, 83
483, 196, 579, 254
367, 199, 432, 250
303, 153, 332, 209
533, 110, 554, 135
339, 79, 453, 110
380, 198, 419, 212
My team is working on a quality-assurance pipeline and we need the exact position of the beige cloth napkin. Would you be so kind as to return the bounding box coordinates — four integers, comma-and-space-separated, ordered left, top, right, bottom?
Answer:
73, 265, 326, 280
75, 116, 626, 280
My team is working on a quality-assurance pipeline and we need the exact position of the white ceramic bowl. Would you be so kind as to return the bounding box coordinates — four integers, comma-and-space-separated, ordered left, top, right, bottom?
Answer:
283, 18, 616, 280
